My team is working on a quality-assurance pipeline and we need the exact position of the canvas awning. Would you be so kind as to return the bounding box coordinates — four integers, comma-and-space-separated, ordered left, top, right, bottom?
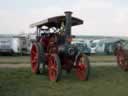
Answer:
30, 16, 83, 28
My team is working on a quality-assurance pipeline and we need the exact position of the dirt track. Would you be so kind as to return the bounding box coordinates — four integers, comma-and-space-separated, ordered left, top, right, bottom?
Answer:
0, 62, 117, 68
0, 64, 30, 68
0, 55, 117, 68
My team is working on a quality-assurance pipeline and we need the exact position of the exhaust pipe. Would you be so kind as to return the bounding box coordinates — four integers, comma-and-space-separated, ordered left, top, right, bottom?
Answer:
64, 11, 72, 36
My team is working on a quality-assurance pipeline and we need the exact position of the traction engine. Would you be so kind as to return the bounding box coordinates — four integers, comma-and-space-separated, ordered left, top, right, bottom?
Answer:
30, 11, 90, 81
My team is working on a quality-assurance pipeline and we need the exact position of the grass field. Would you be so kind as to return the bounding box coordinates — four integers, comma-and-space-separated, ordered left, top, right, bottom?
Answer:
0, 55, 116, 64
1, 55, 127, 96
0, 66, 128, 96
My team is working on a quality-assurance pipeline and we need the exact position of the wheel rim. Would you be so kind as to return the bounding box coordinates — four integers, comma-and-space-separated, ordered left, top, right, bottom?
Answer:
117, 51, 128, 71
117, 52, 124, 66
31, 44, 39, 73
48, 55, 58, 81
76, 55, 88, 80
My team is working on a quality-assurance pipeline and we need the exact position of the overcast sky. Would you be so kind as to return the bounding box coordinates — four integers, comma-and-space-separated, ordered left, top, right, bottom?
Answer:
0, 0, 128, 36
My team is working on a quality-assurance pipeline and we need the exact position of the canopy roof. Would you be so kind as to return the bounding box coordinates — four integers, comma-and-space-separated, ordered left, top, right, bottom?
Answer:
30, 16, 83, 28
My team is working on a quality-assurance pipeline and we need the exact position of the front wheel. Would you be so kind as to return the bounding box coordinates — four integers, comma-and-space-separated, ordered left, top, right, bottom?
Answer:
48, 54, 62, 81
75, 53, 90, 80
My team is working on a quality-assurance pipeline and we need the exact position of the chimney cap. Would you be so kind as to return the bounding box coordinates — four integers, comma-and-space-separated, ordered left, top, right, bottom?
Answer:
64, 11, 73, 14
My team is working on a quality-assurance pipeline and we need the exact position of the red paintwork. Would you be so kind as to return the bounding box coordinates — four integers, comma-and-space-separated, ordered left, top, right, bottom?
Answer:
40, 37, 49, 48
75, 55, 88, 80
61, 57, 74, 73
48, 55, 57, 81
76, 64, 87, 80
116, 46, 128, 71
31, 43, 39, 73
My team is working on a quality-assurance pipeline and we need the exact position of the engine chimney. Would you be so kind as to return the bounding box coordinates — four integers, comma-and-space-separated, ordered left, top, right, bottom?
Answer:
64, 11, 72, 36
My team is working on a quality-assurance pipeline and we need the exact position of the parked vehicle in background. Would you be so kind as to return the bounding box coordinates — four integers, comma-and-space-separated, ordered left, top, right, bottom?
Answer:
0, 35, 30, 55
73, 42, 91, 55
88, 40, 98, 54
88, 39, 120, 55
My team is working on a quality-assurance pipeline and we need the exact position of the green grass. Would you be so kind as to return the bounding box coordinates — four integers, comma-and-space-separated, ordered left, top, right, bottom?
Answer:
0, 66, 128, 96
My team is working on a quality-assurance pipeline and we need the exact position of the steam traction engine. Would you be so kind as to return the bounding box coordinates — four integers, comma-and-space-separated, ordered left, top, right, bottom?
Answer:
30, 11, 90, 81
116, 41, 128, 71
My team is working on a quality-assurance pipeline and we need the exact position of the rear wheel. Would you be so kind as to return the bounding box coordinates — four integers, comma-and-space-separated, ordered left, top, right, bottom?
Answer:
30, 43, 45, 74
117, 49, 128, 71
75, 53, 90, 80
48, 54, 62, 81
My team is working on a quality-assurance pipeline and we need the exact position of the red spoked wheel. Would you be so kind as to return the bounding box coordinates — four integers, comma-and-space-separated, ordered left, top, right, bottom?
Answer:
116, 49, 128, 71
75, 53, 90, 80
48, 54, 61, 81
30, 43, 45, 74
31, 43, 39, 74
